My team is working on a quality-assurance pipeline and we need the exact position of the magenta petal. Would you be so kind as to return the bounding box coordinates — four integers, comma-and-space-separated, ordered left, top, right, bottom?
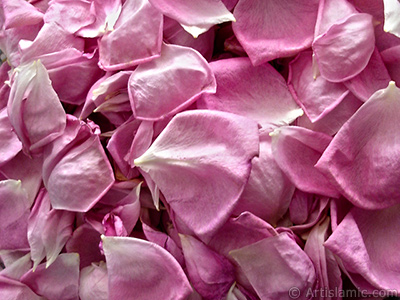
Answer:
381, 45, 400, 85
79, 262, 108, 300
43, 115, 114, 212
149, 0, 234, 38
134, 110, 259, 239
230, 233, 316, 300
180, 234, 235, 299
7, 60, 66, 155
102, 236, 192, 300
2, 0, 43, 29
316, 82, 400, 209
0, 275, 43, 300
0, 180, 30, 250
232, 0, 319, 65
288, 51, 349, 122
0, 108, 22, 166
344, 48, 391, 102
98, 0, 163, 70
325, 204, 400, 291
233, 132, 295, 225
65, 224, 104, 269
197, 57, 302, 130
271, 126, 340, 198
129, 43, 216, 121
21, 253, 79, 300
313, 13, 375, 82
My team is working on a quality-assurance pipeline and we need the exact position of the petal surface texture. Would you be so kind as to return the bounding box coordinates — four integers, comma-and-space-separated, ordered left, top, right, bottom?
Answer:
134, 110, 259, 239
129, 43, 216, 121
102, 236, 192, 300
232, 0, 319, 65
316, 82, 400, 209
197, 57, 302, 130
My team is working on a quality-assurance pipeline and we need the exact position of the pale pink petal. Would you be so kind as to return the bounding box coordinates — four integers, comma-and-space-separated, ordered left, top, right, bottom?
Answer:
197, 57, 302, 130
0, 108, 22, 166
0, 180, 30, 250
102, 236, 192, 300
134, 110, 259, 240
44, 0, 95, 34
288, 51, 349, 122
7, 60, 66, 155
79, 262, 108, 300
313, 13, 375, 82
98, 0, 163, 71
65, 224, 104, 269
81, 71, 132, 119
383, 0, 400, 38
316, 82, 400, 209
21, 253, 79, 300
43, 115, 114, 212
77, 0, 122, 38
149, 0, 234, 38
325, 204, 400, 291
180, 234, 235, 299
0, 275, 43, 300
344, 48, 391, 102
232, 0, 319, 65
314, 0, 357, 37
230, 233, 316, 300
163, 17, 215, 61
20, 22, 85, 64
271, 126, 340, 198
296, 92, 363, 136
2, 0, 43, 29
233, 132, 295, 225
129, 43, 216, 121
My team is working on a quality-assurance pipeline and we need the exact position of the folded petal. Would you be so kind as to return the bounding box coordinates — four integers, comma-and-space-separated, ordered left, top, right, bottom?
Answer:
180, 234, 235, 299
233, 132, 295, 225
313, 13, 375, 82
129, 43, 216, 121
7, 60, 66, 155
316, 81, 400, 209
0, 180, 30, 250
149, 0, 234, 38
0, 108, 22, 166
102, 236, 192, 300
197, 57, 302, 130
98, 0, 163, 70
79, 262, 108, 300
134, 110, 259, 239
288, 51, 349, 122
271, 126, 340, 198
43, 115, 114, 212
232, 0, 319, 65
230, 233, 316, 300
383, 0, 400, 38
21, 253, 80, 300
325, 204, 400, 291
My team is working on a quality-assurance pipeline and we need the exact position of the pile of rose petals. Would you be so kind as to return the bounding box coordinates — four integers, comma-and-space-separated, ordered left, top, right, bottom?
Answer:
1, 0, 400, 299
